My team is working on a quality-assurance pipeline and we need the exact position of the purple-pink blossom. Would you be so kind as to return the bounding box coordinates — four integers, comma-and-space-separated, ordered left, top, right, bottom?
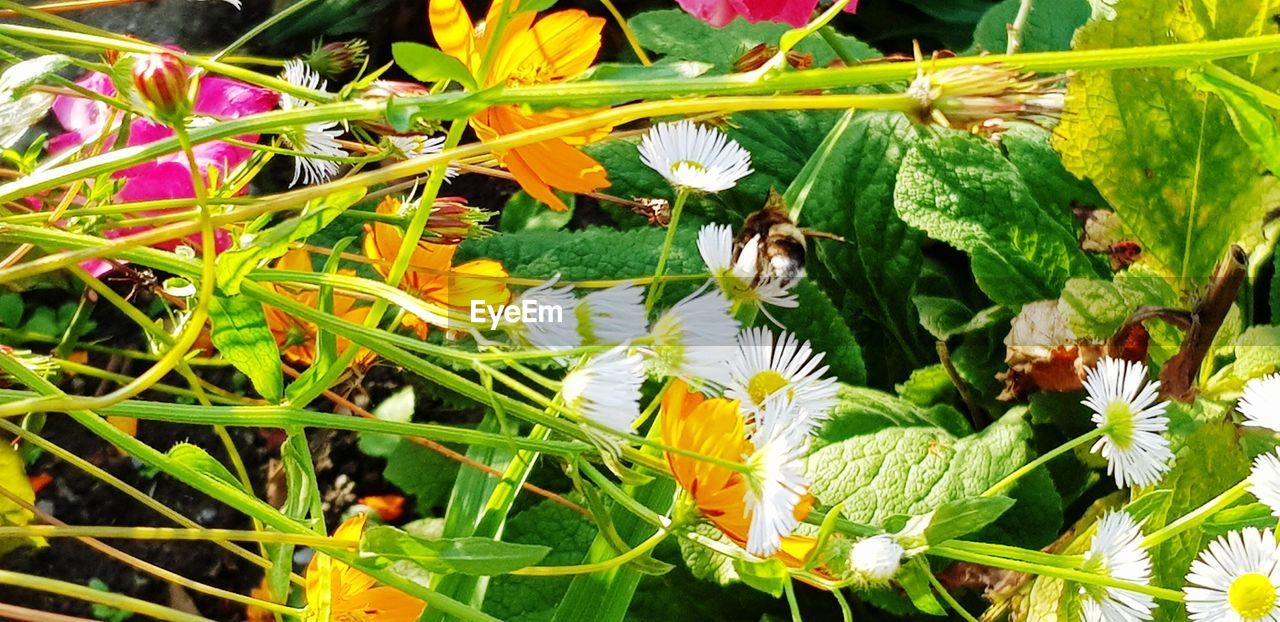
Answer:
47, 70, 278, 275
676, 0, 859, 28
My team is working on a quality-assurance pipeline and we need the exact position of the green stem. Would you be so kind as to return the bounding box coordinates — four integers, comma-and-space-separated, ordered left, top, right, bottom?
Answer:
0, 525, 349, 548
0, 569, 211, 622
513, 528, 668, 576
0, 355, 499, 622
1142, 479, 1251, 549
929, 545, 1184, 602
1006, 0, 1035, 54
644, 187, 689, 313
928, 570, 980, 622
818, 26, 861, 65
983, 428, 1104, 497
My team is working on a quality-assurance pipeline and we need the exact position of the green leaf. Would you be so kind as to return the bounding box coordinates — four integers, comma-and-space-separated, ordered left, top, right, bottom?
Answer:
361, 526, 550, 575
764, 280, 865, 385
897, 558, 946, 615
357, 386, 416, 458
676, 522, 741, 586
731, 558, 788, 598
88, 578, 134, 622
894, 131, 1097, 307
392, 42, 477, 90
921, 496, 1016, 545
915, 296, 1011, 341
513, 0, 557, 13
215, 188, 366, 294
500, 191, 574, 233
1054, 0, 1280, 284
1204, 503, 1275, 537
383, 438, 460, 512
789, 110, 932, 374
1205, 326, 1280, 395
1146, 422, 1251, 621
572, 61, 712, 83
483, 499, 598, 621
997, 123, 1105, 229
385, 86, 501, 133
808, 407, 1032, 527
0, 292, 22, 327
815, 384, 972, 449
896, 364, 956, 408
166, 443, 244, 490
209, 295, 283, 403
629, 9, 878, 73
971, 0, 1091, 53
1188, 65, 1280, 187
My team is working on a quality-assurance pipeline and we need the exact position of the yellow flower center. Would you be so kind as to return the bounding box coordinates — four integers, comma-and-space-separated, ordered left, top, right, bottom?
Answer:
1105, 401, 1135, 450
1229, 573, 1277, 620
747, 370, 790, 406
672, 160, 706, 173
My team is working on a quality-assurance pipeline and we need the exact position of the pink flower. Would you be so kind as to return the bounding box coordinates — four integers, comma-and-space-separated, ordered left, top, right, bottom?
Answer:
48, 70, 277, 276
676, 0, 859, 28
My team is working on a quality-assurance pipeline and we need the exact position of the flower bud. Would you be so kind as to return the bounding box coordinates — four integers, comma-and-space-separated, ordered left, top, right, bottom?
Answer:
305, 39, 369, 77
426, 197, 493, 244
132, 53, 191, 122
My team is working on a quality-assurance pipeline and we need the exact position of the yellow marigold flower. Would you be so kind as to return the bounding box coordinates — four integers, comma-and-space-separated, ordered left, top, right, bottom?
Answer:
660, 380, 815, 565
362, 196, 510, 338
304, 514, 427, 622
428, 0, 612, 211
262, 249, 375, 368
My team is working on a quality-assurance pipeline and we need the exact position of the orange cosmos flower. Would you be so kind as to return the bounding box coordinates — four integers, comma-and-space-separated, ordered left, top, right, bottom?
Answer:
262, 249, 375, 368
304, 514, 427, 622
429, 0, 611, 211
660, 380, 817, 566
363, 196, 510, 338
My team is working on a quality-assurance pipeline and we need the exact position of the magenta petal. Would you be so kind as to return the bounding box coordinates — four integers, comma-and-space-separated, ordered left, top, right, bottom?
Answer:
195, 76, 280, 118
116, 161, 195, 203
729, 0, 820, 26
676, 0, 738, 27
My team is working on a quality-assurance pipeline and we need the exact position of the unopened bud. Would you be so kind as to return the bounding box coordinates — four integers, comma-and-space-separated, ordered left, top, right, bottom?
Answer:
426, 197, 492, 244
305, 39, 369, 77
358, 81, 439, 134
132, 53, 191, 122
907, 64, 1064, 132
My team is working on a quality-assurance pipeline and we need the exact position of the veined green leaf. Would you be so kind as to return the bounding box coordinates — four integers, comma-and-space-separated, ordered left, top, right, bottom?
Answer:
730, 558, 788, 598
209, 295, 283, 403
894, 132, 1098, 307
1054, 0, 1280, 284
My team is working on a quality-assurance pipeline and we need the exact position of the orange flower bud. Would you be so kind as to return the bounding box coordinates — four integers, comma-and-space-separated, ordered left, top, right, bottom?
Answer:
132, 53, 191, 122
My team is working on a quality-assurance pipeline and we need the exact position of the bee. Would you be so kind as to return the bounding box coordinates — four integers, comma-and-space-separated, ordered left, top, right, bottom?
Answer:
733, 190, 811, 287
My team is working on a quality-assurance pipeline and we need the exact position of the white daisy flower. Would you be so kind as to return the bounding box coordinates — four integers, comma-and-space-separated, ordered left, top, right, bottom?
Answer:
1078, 511, 1156, 622
743, 393, 811, 557
646, 287, 739, 389
504, 278, 581, 351
725, 327, 836, 425
577, 284, 648, 346
562, 346, 646, 435
280, 59, 347, 187
1082, 357, 1173, 489
1251, 450, 1280, 520
697, 223, 798, 309
1184, 528, 1280, 622
638, 120, 753, 193
849, 534, 905, 585
387, 134, 458, 179
1239, 374, 1280, 432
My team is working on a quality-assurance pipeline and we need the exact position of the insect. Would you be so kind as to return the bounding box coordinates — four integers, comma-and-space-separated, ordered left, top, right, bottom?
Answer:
733, 190, 840, 288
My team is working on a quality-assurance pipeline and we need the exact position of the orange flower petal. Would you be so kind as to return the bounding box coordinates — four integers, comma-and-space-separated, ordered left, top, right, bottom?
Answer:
428, 0, 476, 66
524, 10, 605, 79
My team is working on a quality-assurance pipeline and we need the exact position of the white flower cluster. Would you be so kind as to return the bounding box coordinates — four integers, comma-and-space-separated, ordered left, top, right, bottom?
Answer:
498, 270, 835, 555
279, 59, 347, 187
